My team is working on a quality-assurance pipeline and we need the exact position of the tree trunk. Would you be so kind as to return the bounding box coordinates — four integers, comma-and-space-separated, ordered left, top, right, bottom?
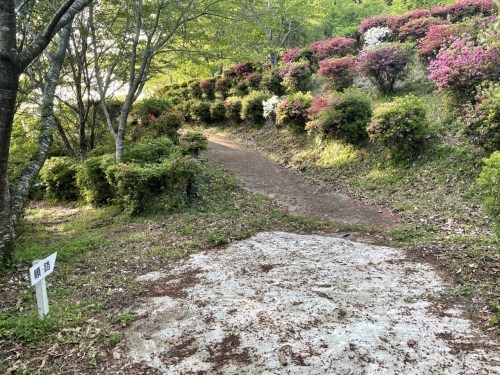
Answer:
0, 1, 20, 266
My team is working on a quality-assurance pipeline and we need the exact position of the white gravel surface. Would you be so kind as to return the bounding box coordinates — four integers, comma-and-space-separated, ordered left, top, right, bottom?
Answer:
125, 232, 499, 374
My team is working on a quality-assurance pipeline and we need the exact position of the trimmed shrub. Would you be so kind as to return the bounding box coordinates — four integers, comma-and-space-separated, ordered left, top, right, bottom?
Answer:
76, 154, 115, 206
241, 91, 269, 125
463, 82, 500, 152
393, 9, 432, 28
244, 73, 263, 89
477, 151, 500, 237
369, 94, 428, 156
416, 24, 454, 62
356, 43, 413, 94
307, 88, 372, 145
280, 61, 312, 93
428, 31, 500, 102
132, 97, 172, 126
229, 62, 255, 78
200, 79, 215, 100
398, 17, 447, 42
224, 97, 243, 123
363, 26, 392, 47
359, 15, 395, 34
310, 37, 356, 61
40, 157, 79, 202
188, 80, 203, 99
129, 110, 182, 143
446, 0, 497, 23
282, 47, 301, 64
260, 67, 284, 96
291, 48, 317, 70
276, 92, 313, 132
181, 132, 208, 157
318, 55, 356, 91
189, 100, 212, 124
228, 80, 249, 97
210, 100, 226, 122
122, 137, 178, 164
215, 77, 232, 98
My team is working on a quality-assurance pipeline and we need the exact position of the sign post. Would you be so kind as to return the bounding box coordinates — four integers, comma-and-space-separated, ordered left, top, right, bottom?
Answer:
29, 252, 57, 320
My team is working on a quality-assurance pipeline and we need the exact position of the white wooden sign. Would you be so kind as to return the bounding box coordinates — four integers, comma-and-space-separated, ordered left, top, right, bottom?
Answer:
29, 252, 57, 319
29, 252, 57, 286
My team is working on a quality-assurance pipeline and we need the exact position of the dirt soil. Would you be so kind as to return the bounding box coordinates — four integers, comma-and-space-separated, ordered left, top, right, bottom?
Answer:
123, 232, 499, 374
207, 134, 397, 230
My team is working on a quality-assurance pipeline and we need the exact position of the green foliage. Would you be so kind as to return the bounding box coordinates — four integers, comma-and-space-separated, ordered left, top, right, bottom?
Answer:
40, 157, 79, 202
210, 100, 226, 122
181, 132, 208, 157
76, 155, 115, 206
129, 110, 182, 143
477, 151, 500, 237
241, 91, 270, 125
224, 97, 243, 123
122, 137, 178, 165
131, 97, 172, 125
369, 94, 429, 157
276, 92, 313, 132
189, 100, 212, 124
260, 67, 285, 96
188, 80, 203, 99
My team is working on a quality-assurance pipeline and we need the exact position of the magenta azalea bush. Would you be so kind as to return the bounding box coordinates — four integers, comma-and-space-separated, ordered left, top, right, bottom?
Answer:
282, 47, 301, 64
318, 55, 356, 91
428, 34, 500, 102
310, 37, 356, 61
445, 0, 497, 22
369, 94, 428, 156
276, 92, 313, 131
230, 62, 255, 78
215, 77, 232, 96
399, 17, 447, 42
462, 83, 500, 152
359, 15, 396, 34
280, 61, 312, 93
416, 24, 454, 62
356, 43, 413, 94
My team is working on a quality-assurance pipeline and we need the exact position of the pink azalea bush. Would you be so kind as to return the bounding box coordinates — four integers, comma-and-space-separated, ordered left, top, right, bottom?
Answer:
230, 62, 255, 78
310, 37, 356, 61
279, 61, 312, 93
282, 47, 301, 64
394, 9, 432, 28
416, 24, 454, 62
359, 15, 396, 34
318, 55, 356, 91
276, 92, 313, 131
445, 0, 497, 22
215, 77, 231, 93
356, 43, 413, 94
428, 32, 500, 102
398, 17, 447, 42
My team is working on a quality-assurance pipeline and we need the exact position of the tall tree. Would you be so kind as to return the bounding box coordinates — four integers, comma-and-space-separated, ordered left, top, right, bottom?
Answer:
0, 0, 91, 266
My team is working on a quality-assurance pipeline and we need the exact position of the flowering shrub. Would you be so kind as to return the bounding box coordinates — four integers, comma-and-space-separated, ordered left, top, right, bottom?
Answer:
199, 79, 215, 100
356, 43, 413, 94
215, 77, 232, 97
241, 91, 269, 125
416, 24, 454, 61
398, 17, 447, 42
290, 48, 316, 67
262, 95, 279, 120
230, 62, 255, 78
210, 100, 226, 122
224, 97, 243, 123
188, 80, 203, 99
40, 157, 79, 202
132, 97, 172, 126
244, 73, 263, 88
310, 37, 356, 61
446, 0, 497, 22
394, 9, 432, 28
260, 67, 284, 95
359, 15, 395, 34
477, 151, 500, 237
189, 100, 212, 124
462, 83, 500, 152
282, 47, 301, 64
364, 26, 392, 47
180, 131, 208, 157
280, 61, 312, 93
228, 81, 249, 97
276, 92, 313, 131
307, 88, 372, 145
428, 34, 500, 102
369, 94, 428, 156
318, 55, 356, 91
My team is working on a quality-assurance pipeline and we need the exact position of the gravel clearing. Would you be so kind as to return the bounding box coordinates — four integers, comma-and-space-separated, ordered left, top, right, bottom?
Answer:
125, 232, 499, 374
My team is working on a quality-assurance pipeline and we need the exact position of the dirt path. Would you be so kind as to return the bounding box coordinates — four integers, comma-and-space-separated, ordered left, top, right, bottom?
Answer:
207, 134, 397, 230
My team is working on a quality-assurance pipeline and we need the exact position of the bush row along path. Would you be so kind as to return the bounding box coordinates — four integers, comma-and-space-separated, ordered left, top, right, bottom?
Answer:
120, 134, 499, 374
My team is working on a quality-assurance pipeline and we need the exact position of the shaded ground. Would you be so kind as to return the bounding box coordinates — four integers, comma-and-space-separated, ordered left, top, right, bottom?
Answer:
123, 232, 499, 374
207, 134, 397, 230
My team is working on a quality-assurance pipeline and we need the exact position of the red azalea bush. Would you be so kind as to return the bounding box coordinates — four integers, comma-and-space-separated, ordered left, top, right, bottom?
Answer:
359, 15, 395, 34
282, 47, 301, 64
416, 24, 454, 61
318, 55, 356, 91
215, 77, 232, 97
446, 0, 497, 22
230, 62, 255, 78
394, 9, 432, 28
199, 79, 215, 100
398, 17, 447, 42
310, 37, 356, 61
428, 31, 500, 102
245, 73, 263, 88
356, 43, 413, 94
276, 92, 313, 132
280, 61, 312, 93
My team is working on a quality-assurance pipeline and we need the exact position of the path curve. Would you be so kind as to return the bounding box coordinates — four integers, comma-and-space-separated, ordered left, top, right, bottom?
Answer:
207, 134, 397, 229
